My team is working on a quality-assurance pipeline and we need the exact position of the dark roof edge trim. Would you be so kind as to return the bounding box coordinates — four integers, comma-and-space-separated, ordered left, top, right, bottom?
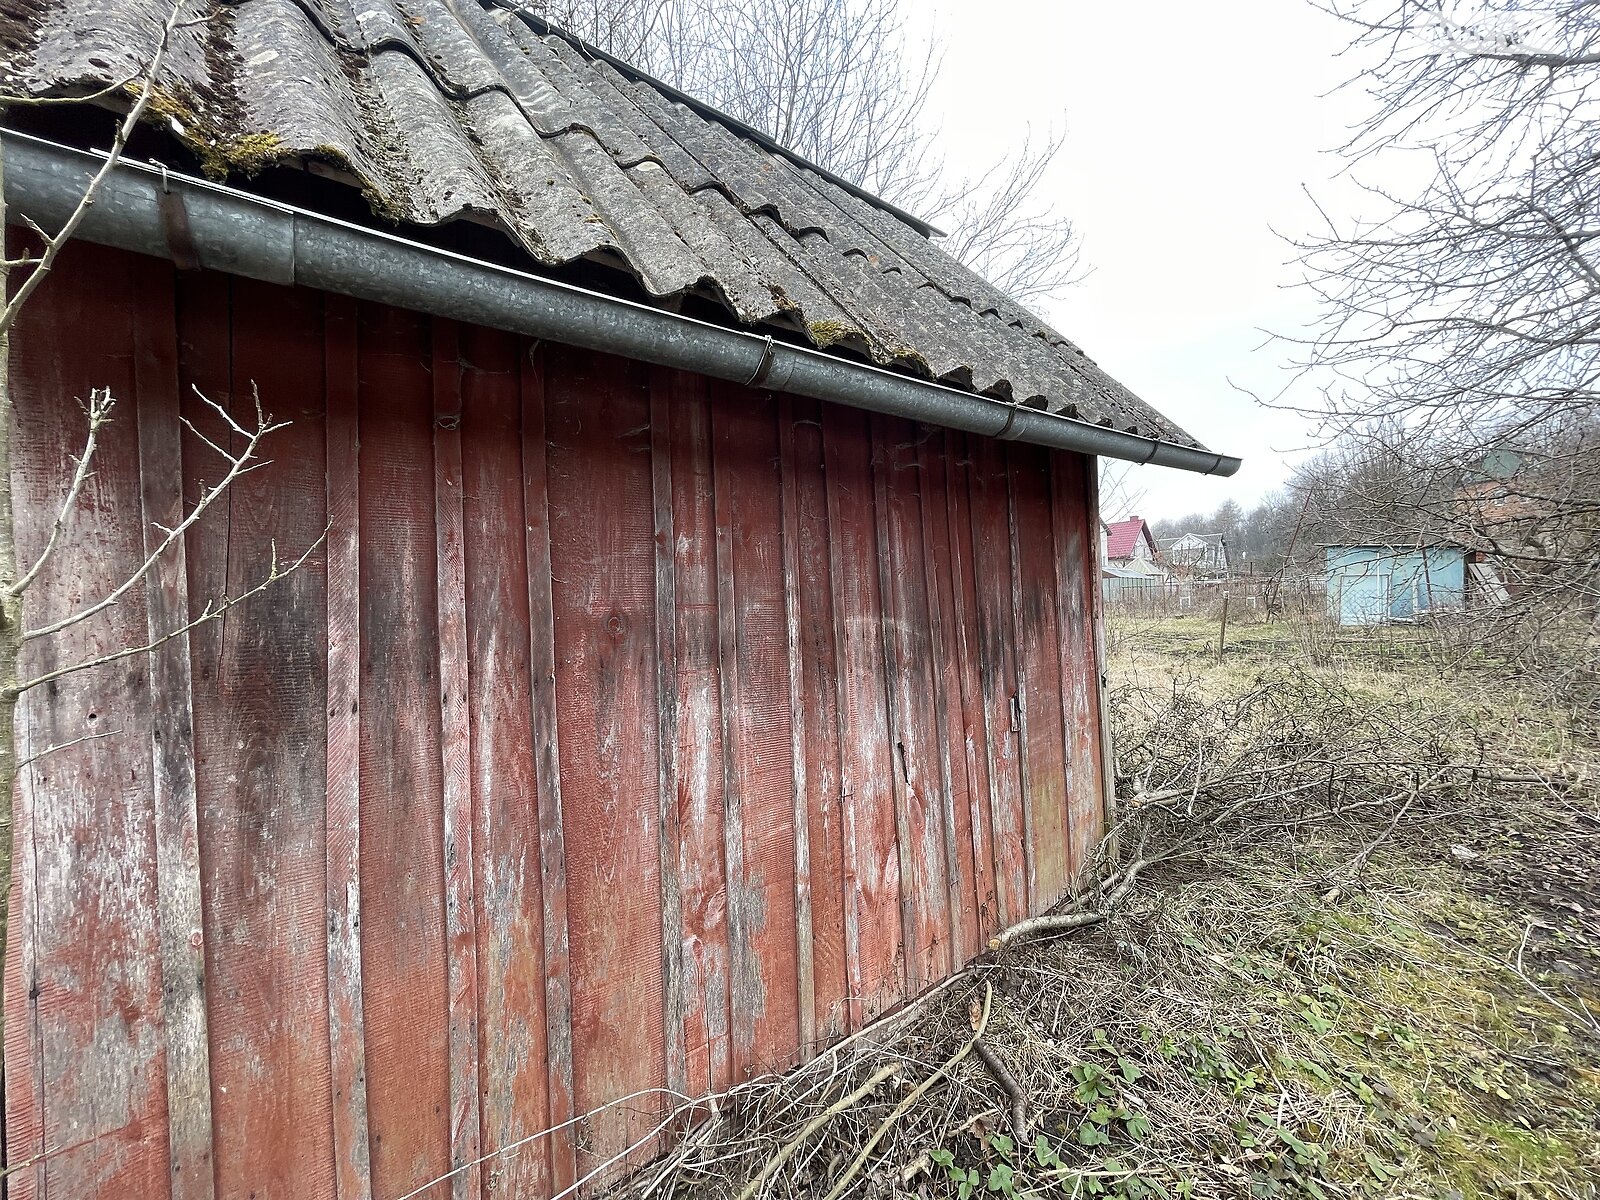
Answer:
490, 1, 945, 239
1, 133, 1241, 477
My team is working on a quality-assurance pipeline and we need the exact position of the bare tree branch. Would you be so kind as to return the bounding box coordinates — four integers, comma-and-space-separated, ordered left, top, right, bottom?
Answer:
7, 388, 114, 599
6, 530, 327, 702
932, 128, 1084, 303
21, 384, 289, 643
0, 0, 193, 337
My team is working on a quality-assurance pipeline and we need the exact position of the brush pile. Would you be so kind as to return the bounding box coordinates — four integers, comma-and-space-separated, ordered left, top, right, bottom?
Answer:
599, 647, 1598, 1200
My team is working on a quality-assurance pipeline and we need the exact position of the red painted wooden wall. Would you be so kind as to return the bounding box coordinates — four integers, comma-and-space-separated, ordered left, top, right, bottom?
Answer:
2, 242, 1107, 1200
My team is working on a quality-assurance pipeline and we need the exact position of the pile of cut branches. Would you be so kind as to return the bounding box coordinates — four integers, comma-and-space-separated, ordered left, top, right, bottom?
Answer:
598, 657, 1597, 1200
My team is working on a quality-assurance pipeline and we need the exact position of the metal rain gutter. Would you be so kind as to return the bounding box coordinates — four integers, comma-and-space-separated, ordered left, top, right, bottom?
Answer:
1, 132, 1241, 477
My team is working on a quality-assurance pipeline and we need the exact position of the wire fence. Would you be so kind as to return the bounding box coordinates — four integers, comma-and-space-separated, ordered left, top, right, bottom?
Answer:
1101, 575, 1324, 619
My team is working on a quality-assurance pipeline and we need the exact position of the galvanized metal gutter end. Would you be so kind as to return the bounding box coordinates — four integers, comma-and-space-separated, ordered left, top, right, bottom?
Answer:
1, 130, 1242, 478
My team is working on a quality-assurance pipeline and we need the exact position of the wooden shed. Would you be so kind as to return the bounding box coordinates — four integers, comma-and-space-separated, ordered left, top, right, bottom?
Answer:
0, 4, 1239, 1198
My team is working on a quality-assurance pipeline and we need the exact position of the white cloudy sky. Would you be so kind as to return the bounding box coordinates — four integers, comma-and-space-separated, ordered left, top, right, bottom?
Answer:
921, 0, 1373, 522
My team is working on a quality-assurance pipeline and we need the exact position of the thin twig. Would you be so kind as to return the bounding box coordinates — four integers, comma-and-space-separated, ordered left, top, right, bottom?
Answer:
9, 388, 115, 598
0, 0, 192, 337
22, 385, 288, 643
820, 982, 993, 1200
7, 529, 325, 699
16, 726, 124, 769
972, 1038, 1027, 1143
736, 1063, 901, 1200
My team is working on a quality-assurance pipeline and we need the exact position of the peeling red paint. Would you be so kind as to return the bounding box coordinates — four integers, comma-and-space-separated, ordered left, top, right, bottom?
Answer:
4, 246, 1107, 1199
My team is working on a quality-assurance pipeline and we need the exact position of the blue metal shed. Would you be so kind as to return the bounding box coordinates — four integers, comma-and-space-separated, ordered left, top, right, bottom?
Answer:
1324, 546, 1468, 625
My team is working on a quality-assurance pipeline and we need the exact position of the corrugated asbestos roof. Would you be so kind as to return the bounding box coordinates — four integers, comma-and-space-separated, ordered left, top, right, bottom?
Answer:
0, 0, 1204, 448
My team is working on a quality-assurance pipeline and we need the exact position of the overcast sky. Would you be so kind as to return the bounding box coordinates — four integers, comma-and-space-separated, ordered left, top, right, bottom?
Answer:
922, 0, 1370, 523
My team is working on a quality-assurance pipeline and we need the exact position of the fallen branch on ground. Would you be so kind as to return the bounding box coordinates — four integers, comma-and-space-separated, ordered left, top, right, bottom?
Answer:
820, 982, 994, 1200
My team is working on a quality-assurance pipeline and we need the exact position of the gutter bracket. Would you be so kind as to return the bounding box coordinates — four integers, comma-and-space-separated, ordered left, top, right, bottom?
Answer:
156, 166, 200, 272
744, 335, 776, 388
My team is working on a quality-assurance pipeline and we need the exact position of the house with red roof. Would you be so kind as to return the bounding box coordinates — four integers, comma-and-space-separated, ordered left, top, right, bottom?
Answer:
1103, 516, 1166, 577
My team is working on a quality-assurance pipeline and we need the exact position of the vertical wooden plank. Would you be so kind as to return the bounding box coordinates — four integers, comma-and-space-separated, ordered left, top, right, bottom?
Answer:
8, 241, 169, 1200
1082, 456, 1118, 859
3, 233, 45, 1200
545, 345, 664, 1176
185, 274, 335, 1199
966, 434, 1029, 925
1050, 451, 1103, 878
3, 797, 40, 1200
917, 429, 982, 962
649, 369, 685, 1099
1043, 451, 1094, 883
709, 396, 755, 1074
432, 320, 482, 1200
869, 415, 919, 994
520, 345, 577, 1193
1004, 445, 1039, 910
821, 404, 902, 1025
711, 382, 799, 1076
323, 293, 373, 1200
462, 325, 552, 1200
873, 416, 952, 989
132, 255, 215, 1200
941, 437, 1002, 940
787, 400, 849, 1041
1009, 443, 1072, 906
356, 301, 450, 1200
776, 396, 816, 1057
668, 381, 732, 1097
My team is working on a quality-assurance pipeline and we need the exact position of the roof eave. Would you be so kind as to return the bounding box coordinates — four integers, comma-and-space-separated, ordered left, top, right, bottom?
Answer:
2, 132, 1241, 476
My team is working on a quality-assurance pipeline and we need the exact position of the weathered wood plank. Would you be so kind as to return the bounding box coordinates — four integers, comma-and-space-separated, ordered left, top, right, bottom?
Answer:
188, 275, 336, 1198
10, 241, 168, 1198
941, 435, 1002, 937
776, 395, 817, 1057
1003, 445, 1040, 910
461, 324, 553, 1199
520, 344, 578, 1193
3, 805, 40, 1200
545, 346, 664, 1177
667, 382, 732, 1098
709, 393, 755, 1073
821, 404, 902, 1024
874, 416, 951, 988
1085, 459, 1116, 855
2, 233, 44, 1200
322, 292, 373, 1200
965, 434, 1029, 925
431, 319, 482, 1200
916, 428, 979, 963
1056, 454, 1107, 870
649, 368, 685, 1099
788, 399, 849, 1040
132, 254, 215, 1200
1049, 451, 1101, 878
712, 382, 799, 1075
355, 301, 451, 1200
1009, 443, 1072, 906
